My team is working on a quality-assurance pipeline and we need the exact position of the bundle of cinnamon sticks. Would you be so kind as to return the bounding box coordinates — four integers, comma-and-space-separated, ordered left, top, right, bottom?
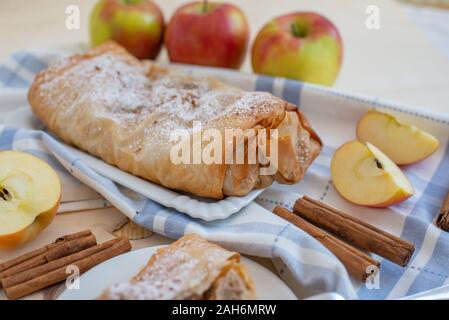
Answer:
0, 230, 131, 300
273, 196, 415, 282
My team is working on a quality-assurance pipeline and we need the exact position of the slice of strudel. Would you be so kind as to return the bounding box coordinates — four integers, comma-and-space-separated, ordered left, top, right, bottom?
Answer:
99, 234, 256, 300
28, 41, 321, 199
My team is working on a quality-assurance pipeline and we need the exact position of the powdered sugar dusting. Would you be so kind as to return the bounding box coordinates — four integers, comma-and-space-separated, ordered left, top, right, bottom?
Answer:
105, 237, 236, 300
38, 51, 282, 139
107, 250, 198, 300
39, 53, 152, 116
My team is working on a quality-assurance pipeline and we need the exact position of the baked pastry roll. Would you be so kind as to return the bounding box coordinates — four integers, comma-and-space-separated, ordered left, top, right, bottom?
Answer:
28, 42, 321, 199
99, 234, 256, 300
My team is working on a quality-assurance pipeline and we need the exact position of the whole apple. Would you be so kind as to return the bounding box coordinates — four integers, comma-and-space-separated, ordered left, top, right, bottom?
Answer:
165, 1, 249, 69
90, 0, 164, 59
252, 12, 343, 86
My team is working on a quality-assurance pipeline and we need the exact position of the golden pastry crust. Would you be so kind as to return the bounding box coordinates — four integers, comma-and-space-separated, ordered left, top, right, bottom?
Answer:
99, 234, 256, 300
28, 42, 321, 199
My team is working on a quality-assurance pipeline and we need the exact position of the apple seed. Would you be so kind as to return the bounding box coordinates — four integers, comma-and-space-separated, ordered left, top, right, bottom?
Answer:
0, 187, 12, 201
375, 159, 383, 170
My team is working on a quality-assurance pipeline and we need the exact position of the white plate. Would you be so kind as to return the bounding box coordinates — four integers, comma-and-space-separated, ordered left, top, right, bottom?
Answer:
58, 245, 297, 300
65, 144, 264, 221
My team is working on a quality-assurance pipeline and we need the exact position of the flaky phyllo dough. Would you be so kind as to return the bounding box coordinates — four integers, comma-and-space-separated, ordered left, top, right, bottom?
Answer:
99, 234, 256, 300
28, 42, 322, 199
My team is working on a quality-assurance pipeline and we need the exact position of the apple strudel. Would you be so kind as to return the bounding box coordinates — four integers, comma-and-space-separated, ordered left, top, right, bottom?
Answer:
28, 42, 321, 199
99, 234, 256, 300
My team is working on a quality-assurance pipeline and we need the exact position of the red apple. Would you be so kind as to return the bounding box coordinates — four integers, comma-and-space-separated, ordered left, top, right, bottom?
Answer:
252, 12, 343, 86
165, 1, 249, 69
90, 0, 164, 59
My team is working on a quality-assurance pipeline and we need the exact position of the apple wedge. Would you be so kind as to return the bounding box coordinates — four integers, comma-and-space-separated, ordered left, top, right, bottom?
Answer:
357, 110, 439, 165
0, 151, 61, 248
331, 141, 413, 207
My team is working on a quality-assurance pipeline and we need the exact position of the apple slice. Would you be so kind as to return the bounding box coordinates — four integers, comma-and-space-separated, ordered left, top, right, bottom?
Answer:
0, 151, 61, 248
331, 141, 413, 207
357, 110, 439, 165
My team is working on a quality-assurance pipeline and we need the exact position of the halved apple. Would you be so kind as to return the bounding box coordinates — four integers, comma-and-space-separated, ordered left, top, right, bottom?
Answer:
331, 141, 414, 207
0, 151, 61, 248
357, 110, 439, 165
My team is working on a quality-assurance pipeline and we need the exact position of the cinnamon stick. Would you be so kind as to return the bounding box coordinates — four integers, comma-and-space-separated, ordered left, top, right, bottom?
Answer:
1, 238, 121, 289
0, 233, 96, 284
53, 230, 92, 243
0, 230, 92, 273
273, 206, 379, 281
294, 196, 415, 266
3, 238, 131, 300
436, 191, 449, 232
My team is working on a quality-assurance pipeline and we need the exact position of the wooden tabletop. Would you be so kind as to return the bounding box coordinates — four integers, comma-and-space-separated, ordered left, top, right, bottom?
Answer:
1, 0, 449, 299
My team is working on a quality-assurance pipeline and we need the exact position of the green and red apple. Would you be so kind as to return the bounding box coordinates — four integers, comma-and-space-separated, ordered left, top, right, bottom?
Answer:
357, 110, 439, 165
331, 141, 413, 207
0, 151, 61, 248
90, 0, 164, 59
252, 12, 343, 86
165, 1, 249, 69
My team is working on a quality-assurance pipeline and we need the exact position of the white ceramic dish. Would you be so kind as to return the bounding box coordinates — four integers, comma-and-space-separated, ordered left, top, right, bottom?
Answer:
65, 144, 264, 221
58, 245, 297, 300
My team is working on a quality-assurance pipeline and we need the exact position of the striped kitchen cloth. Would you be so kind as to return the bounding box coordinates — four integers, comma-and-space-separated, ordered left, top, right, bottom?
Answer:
1, 48, 449, 299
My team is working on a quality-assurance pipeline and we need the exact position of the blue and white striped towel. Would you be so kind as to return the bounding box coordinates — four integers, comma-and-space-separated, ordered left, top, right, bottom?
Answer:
1, 47, 449, 300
